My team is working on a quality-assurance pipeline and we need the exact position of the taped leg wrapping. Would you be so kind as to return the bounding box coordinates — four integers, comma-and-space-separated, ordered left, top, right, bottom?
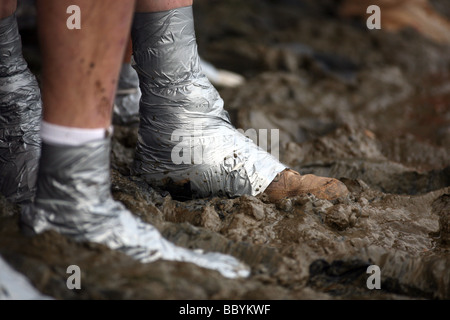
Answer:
131, 6, 286, 198
0, 13, 41, 204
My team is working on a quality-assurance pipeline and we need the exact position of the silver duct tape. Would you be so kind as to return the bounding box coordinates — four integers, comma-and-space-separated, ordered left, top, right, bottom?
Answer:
21, 139, 249, 278
0, 255, 53, 300
113, 63, 141, 125
112, 58, 243, 125
131, 6, 286, 198
0, 14, 41, 204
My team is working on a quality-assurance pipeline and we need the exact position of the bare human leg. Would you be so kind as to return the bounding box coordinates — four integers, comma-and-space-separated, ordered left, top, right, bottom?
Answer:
37, 0, 133, 129
0, 0, 16, 19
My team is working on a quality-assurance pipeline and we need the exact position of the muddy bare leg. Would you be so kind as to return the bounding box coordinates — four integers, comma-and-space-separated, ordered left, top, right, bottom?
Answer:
37, 0, 134, 129
0, 0, 16, 19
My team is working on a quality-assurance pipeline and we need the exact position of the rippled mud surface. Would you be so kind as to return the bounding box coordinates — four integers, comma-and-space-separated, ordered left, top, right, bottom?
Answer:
1, 0, 449, 299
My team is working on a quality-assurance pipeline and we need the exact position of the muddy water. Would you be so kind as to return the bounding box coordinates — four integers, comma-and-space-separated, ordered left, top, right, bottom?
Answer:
1, 0, 449, 299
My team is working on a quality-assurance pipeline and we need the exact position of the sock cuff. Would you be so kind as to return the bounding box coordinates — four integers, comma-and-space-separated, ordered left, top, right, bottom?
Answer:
40, 121, 112, 146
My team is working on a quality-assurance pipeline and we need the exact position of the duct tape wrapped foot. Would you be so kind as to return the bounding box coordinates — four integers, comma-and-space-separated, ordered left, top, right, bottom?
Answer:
130, 6, 348, 201
0, 13, 41, 205
20, 138, 250, 279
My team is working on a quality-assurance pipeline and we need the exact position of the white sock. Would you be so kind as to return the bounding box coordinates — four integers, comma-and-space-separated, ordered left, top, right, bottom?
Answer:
40, 121, 112, 146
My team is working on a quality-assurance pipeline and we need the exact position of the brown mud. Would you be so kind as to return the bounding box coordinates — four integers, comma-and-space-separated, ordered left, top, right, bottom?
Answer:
1, 0, 449, 299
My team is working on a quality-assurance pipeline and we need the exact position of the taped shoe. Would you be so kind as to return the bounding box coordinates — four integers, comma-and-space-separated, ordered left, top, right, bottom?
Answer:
0, 13, 41, 204
264, 169, 349, 202
131, 6, 286, 199
112, 60, 243, 125
21, 138, 250, 279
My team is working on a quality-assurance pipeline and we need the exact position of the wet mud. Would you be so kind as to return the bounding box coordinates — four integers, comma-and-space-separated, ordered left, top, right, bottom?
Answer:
1, 0, 449, 299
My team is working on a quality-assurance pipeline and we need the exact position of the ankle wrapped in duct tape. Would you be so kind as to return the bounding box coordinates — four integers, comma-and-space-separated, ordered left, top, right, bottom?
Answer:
112, 59, 244, 126
131, 6, 286, 198
0, 13, 41, 204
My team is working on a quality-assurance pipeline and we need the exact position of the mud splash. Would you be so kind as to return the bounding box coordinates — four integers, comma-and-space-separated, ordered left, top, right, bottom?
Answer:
1, 0, 449, 299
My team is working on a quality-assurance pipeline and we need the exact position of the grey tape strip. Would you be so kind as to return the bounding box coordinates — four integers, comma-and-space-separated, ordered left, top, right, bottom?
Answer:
0, 13, 41, 204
